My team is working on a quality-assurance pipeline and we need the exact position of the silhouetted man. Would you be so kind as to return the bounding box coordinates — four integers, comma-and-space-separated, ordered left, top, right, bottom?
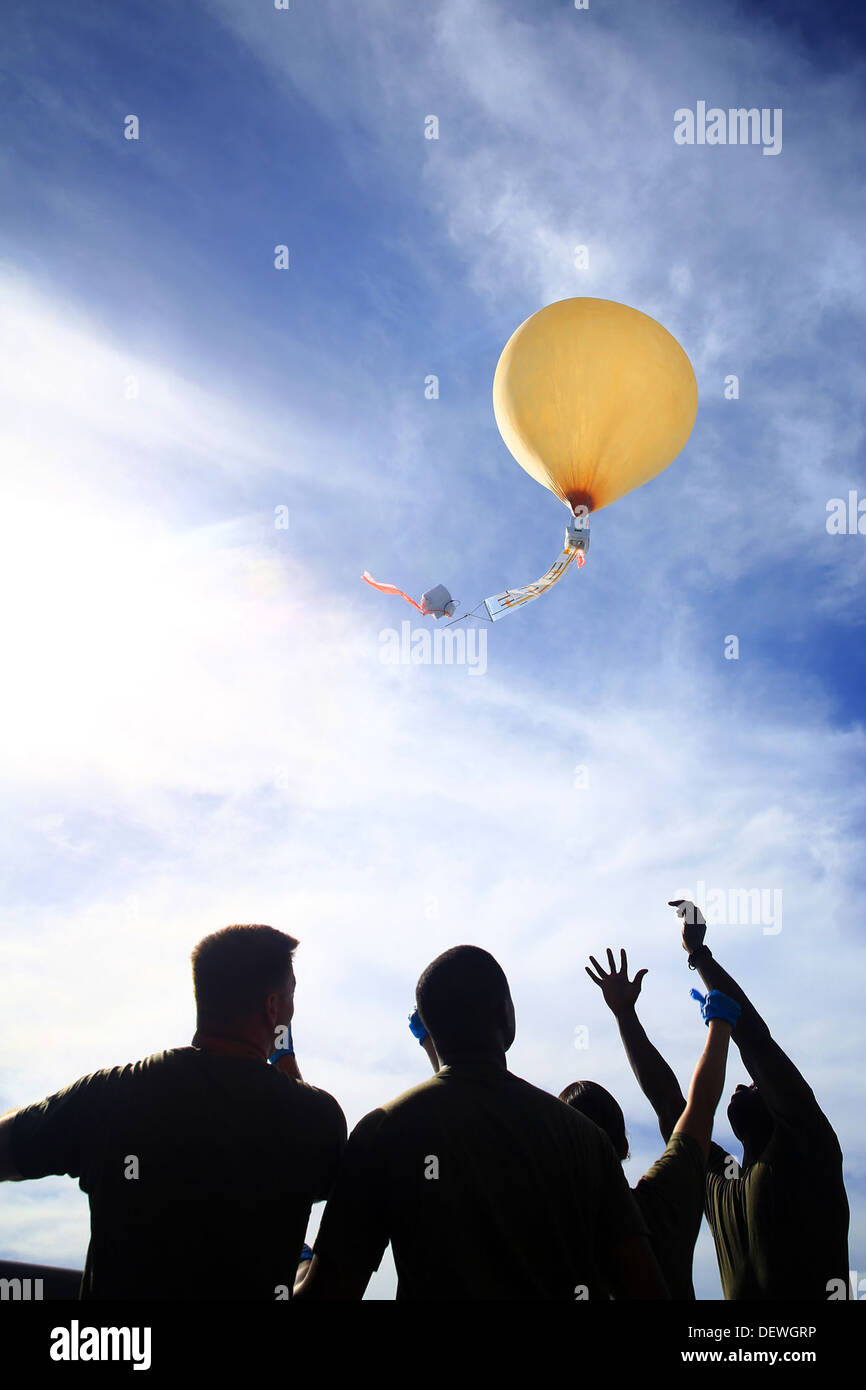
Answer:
563, 948, 738, 1299
598, 900, 849, 1300
0, 924, 346, 1299
672, 899, 850, 1299
296, 945, 668, 1300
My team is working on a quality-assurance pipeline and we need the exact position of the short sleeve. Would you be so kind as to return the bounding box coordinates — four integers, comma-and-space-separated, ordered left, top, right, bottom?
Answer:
634, 1132, 705, 1292
309, 1090, 348, 1202
11, 1071, 114, 1180
312, 1108, 390, 1278
636, 1132, 706, 1219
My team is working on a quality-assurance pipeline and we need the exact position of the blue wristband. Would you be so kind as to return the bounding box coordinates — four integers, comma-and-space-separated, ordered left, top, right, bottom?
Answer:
408, 1009, 428, 1044
298, 1243, 313, 1263
690, 988, 741, 1027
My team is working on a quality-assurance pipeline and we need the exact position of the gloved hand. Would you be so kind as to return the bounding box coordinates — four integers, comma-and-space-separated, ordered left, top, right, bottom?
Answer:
408, 1008, 428, 1044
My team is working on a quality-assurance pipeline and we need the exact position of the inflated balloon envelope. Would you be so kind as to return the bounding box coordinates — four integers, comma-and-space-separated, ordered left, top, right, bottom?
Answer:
493, 296, 698, 516
363, 297, 697, 624
483, 296, 698, 620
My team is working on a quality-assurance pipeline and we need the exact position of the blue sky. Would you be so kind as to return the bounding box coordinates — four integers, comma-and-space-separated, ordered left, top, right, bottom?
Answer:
1, 0, 865, 1299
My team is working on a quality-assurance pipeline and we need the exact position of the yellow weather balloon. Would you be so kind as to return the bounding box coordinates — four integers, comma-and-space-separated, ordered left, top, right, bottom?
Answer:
493, 297, 698, 515
361, 298, 698, 625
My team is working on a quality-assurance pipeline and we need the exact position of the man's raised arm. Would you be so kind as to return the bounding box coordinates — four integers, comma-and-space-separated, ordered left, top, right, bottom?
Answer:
672, 997, 737, 1158
0, 1110, 24, 1182
669, 900, 820, 1128
586, 949, 687, 1142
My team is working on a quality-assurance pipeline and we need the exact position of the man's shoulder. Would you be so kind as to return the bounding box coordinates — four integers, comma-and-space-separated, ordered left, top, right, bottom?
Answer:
274, 1074, 346, 1128
497, 1070, 619, 1136
344, 1067, 497, 1141
640, 1131, 705, 1179
770, 1106, 843, 1160
367, 1066, 609, 1143
70, 1048, 195, 1084
16, 1051, 176, 1107
374, 1065, 542, 1112
88, 1050, 345, 1127
362, 1071, 445, 1123
635, 1132, 706, 1204
749, 1111, 845, 1192
503, 1072, 615, 1138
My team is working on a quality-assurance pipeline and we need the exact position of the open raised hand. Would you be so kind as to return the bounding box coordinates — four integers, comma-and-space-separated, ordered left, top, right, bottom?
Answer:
586, 948, 648, 1018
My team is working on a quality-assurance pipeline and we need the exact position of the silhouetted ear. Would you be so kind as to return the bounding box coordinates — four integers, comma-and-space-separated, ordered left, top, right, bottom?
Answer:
502, 994, 516, 1052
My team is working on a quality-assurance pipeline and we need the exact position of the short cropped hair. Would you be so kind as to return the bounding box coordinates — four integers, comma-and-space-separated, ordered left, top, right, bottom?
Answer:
191, 924, 298, 1028
416, 945, 510, 1053
559, 1080, 629, 1161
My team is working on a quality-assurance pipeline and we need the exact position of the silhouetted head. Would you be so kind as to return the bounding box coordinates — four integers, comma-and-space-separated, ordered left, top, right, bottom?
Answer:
416, 945, 515, 1061
191, 924, 297, 1047
727, 1082, 774, 1157
559, 1081, 629, 1161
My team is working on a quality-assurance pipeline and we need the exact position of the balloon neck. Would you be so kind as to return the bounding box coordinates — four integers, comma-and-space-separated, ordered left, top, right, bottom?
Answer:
566, 490, 594, 516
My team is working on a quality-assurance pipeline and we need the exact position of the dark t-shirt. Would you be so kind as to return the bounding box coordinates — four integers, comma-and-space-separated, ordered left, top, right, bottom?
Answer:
314, 1061, 649, 1299
632, 1132, 705, 1300
705, 1106, 849, 1300
11, 1047, 347, 1299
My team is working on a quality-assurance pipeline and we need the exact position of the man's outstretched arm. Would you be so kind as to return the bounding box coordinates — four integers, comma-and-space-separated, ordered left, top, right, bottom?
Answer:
672, 1009, 736, 1159
586, 950, 687, 1142
670, 900, 820, 1127
0, 1110, 24, 1181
